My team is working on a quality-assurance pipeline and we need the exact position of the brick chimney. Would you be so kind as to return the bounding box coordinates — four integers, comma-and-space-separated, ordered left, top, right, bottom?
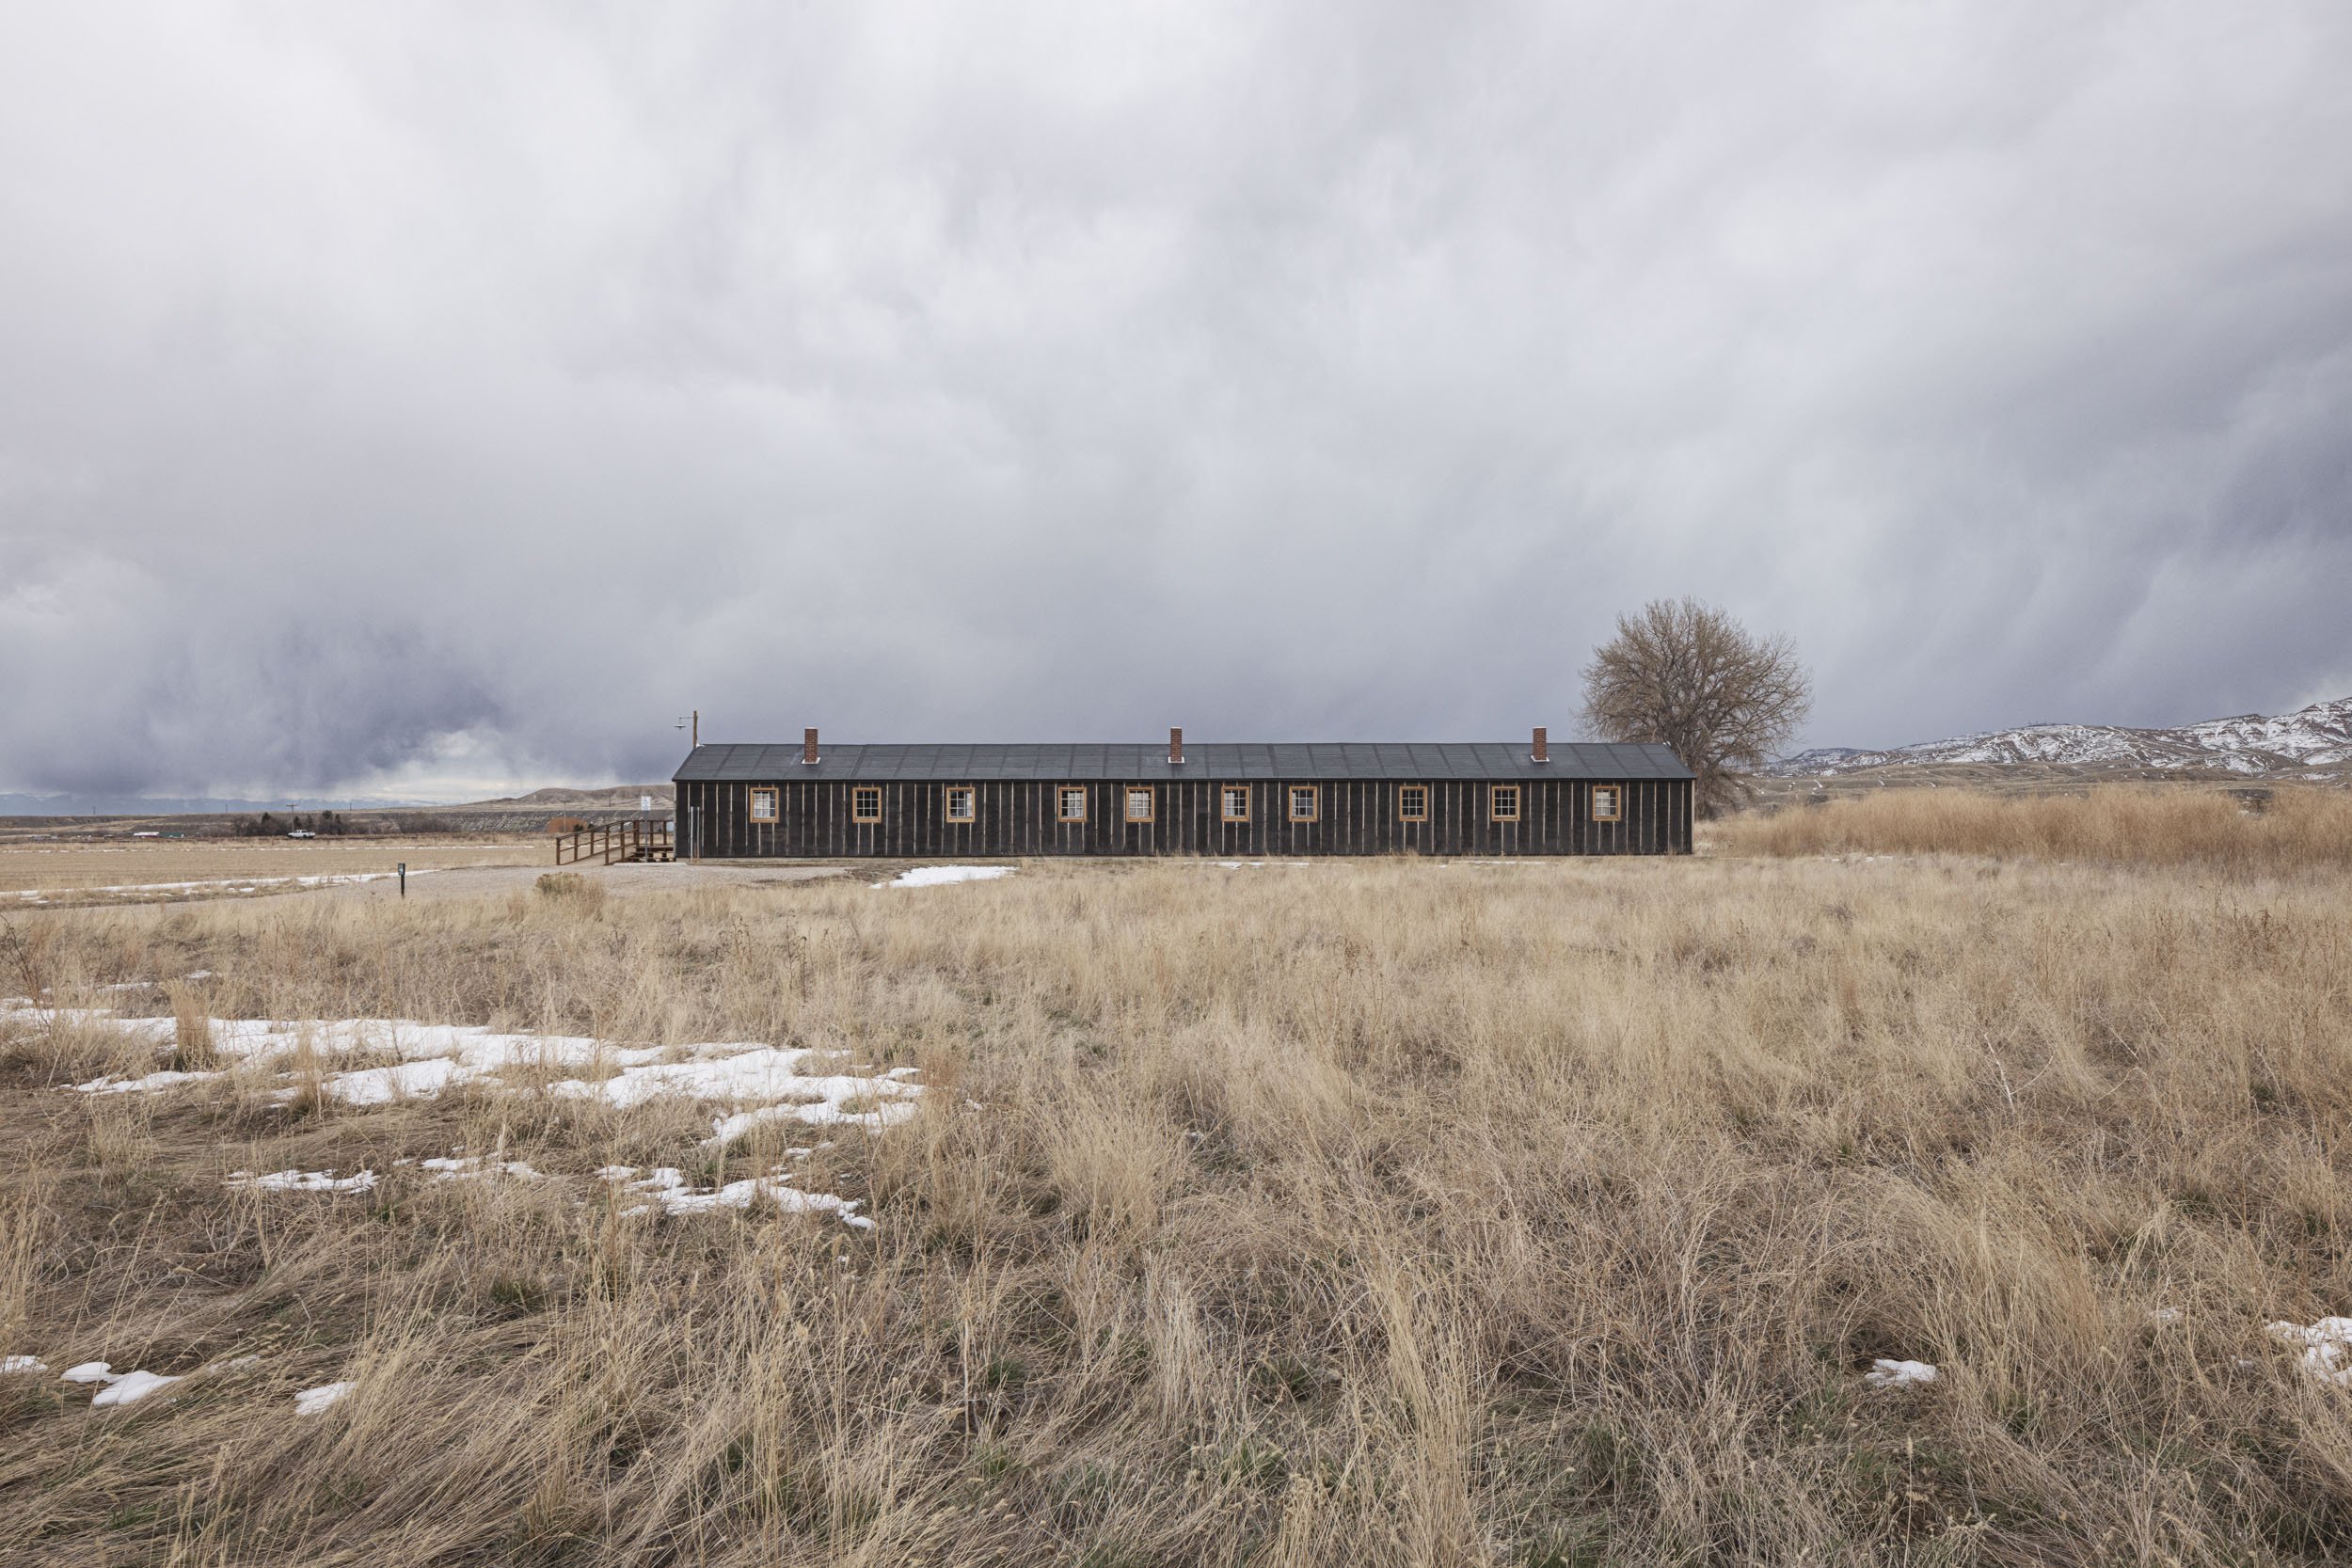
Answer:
1532, 726, 1549, 763
1168, 726, 1185, 765
803, 727, 819, 765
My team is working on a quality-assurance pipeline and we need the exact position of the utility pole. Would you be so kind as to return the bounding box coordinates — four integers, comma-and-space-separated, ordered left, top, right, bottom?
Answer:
675, 711, 702, 863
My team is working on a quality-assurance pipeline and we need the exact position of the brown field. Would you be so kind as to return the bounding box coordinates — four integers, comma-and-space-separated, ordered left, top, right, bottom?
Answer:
3, 790, 2350, 1565
0, 838, 538, 904
1711, 781, 2352, 872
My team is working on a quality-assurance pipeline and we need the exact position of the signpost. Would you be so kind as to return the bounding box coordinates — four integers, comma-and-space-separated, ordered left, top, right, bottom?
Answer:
396, 863, 406, 898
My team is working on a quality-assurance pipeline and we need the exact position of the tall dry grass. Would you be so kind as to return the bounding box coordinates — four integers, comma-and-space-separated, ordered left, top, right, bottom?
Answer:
0, 852, 2348, 1565
1714, 782, 2352, 871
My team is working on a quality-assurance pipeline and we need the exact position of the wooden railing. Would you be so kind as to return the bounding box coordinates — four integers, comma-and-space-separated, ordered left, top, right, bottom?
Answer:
554, 818, 674, 866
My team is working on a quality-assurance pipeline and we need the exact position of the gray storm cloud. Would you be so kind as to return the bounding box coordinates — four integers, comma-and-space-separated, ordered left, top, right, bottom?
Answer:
3, 2, 2348, 797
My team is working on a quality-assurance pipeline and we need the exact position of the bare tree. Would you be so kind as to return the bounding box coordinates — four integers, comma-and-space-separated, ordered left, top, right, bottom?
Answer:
1581, 597, 1811, 816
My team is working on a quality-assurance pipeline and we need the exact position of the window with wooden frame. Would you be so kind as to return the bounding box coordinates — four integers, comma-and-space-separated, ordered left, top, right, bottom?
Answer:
1057, 786, 1088, 823
945, 786, 977, 822
1219, 784, 1250, 822
1287, 784, 1319, 823
851, 786, 882, 823
1590, 785, 1622, 822
1490, 784, 1521, 822
1396, 784, 1429, 822
1124, 786, 1155, 824
749, 787, 779, 823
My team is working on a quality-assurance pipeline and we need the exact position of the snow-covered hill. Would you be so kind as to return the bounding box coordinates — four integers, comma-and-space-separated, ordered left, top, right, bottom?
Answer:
1772, 697, 2352, 778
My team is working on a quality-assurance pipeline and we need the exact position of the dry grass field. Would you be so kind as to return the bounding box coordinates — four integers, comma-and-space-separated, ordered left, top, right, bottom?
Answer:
1711, 784, 2352, 873
0, 839, 536, 906
3, 789, 2349, 1565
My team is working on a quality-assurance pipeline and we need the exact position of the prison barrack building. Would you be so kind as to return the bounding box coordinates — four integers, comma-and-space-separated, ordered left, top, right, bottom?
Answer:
671, 728, 1692, 858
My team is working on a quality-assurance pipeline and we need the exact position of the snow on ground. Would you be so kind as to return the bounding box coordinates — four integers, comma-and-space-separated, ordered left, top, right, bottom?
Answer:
609, 1164, 874, 1227
294, 1382, 355, 1416
1, 1356, 45, 1374
61, 1363, 183, 1406
1864, 1359, 1938, 1389
7, 870, 435, 904
8, 1002, 922, 1138
227, 1169, 378, 1194
6, 997, 920, 1228
93, 1370, 183, 1407
79, 1069, 220, 1095
875, 865, 1012, 888
2268, 1317, 2352, 1386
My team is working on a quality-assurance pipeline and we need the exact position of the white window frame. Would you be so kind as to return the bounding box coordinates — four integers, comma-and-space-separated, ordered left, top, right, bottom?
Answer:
749, 787, 779, 823
1125, 786, 1155, 824
945, 786, 977, 822
1057, 786, 1088, 823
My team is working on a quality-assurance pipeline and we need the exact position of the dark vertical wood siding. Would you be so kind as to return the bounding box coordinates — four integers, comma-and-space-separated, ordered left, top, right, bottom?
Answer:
675, 776, 1691, 858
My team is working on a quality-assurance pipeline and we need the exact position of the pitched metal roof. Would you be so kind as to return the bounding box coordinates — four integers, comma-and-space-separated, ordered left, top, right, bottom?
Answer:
675, 741, 1692, 783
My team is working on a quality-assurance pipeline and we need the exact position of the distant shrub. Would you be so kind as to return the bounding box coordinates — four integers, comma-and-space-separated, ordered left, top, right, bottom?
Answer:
533, 872, 606, 912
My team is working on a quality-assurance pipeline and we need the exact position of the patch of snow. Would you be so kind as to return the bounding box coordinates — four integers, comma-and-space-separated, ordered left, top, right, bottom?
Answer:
1, 1355, 45, 1374
227, 1168, 379, 1194
60, 1362, 118, 1384
874, 864, 1014, 888
74, 1068, 222, 1095
2268, 1317, 2352, 1386
294, 1381, 356, 1416
1864, 1358, 1939, 1389
624, 1164, 870, 1225
16, 1003, 924, 1158
92, 1370, 182, 1407
1, 869, 435, 902
593, 1164, 637, 1181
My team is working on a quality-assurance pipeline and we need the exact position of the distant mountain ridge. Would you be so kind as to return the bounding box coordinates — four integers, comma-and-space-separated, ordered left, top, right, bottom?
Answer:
1772, 697, 2352, 779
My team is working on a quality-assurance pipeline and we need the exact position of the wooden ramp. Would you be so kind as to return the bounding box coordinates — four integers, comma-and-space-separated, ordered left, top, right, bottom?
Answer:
554, 819, 674, 866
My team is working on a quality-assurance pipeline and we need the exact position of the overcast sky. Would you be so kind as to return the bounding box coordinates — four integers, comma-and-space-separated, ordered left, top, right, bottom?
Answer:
3, 3, 2348, 799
